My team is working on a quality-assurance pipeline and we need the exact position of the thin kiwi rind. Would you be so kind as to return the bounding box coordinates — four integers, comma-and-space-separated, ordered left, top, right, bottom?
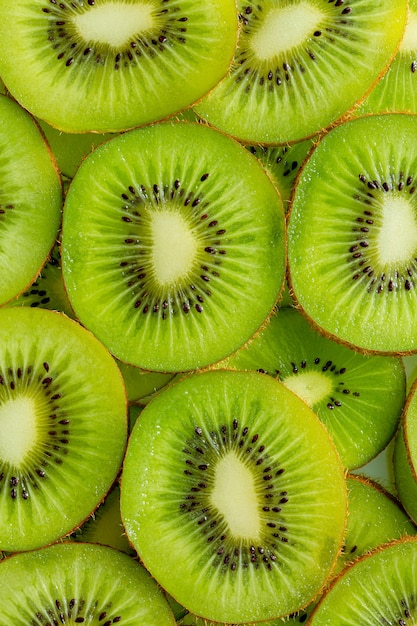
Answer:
120, 369, 347, 623
215, 306, 405, 470
354, 0, 417, 116
0, 307, 127, 552
308, 536, 417, 625
0, 94, 62, 307
288, 112, 417, 355
62, 121, 286, 372
193, 0, 407, 144
0, 542, 176, 625
0, 0, 238, 133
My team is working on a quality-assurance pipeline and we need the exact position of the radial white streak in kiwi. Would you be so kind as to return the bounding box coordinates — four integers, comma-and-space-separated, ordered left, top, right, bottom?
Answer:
400, 11, 417, 52
377, 195, 417, 265
0, 396, 37, 465
283, 371, 333, 407
150, 210, 198, 285
210, 451, 260, 540
73, 1, 154, 48
250, 3, 324, 61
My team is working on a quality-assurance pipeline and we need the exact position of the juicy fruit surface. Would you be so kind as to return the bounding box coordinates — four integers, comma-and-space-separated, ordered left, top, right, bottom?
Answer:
0, 95, 61, 305
288, 113, 417, 354
0, 542, 176, 625
194, 0, 408, 144
121, 370, 347, 623
62, 121, 285, 372
0, 307, 127, 551
0, 0, 238, 132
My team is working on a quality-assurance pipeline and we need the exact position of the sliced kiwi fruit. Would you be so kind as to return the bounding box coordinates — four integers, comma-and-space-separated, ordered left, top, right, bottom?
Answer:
0, 542, 176, 625
393, 377, 417, 525
288, 112, 417, 354
0, 94, 62, 306
355, 0, 417, 115
308, 536, 417, 625
193, 0, 407, 144
0, 0, 238, 133
0, 307, 127, 552
62, 121, 286, 372
116, 359, 175, 404
215, 306, 405, 470
120, 369, 347, 623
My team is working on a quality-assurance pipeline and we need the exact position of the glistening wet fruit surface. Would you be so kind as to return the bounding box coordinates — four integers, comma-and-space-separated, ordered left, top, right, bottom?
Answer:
0, 542, 176, 625
120, 370, 347, 623
0, 307, 127, 552
0, 0, 238, 132
288, 113, 417, 354
62, 121, 285, 372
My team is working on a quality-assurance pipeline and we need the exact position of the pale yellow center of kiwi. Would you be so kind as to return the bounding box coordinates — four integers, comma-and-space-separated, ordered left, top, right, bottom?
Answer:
283, 371, 332, 407
400, 11, 417, 52
0, 396, 37, 465
74, 1, 154, 48
251, 2, 325, 61
150, 210, 198, 285
377, 195, 417, 265
210, 451, 260, 540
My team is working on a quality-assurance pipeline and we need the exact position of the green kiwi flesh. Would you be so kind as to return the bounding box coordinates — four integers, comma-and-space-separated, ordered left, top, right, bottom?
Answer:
115, 358, 175, 404
288, 113, 417, 354
0, 0, 238, 132
309, 536, 417, 625
62, 121, 286, 372
194, 0, 407, 144
120, 369, 347, 623
0, 542, 176, 625
393, 377, 417, 525
0, 307, 127, 552
216, 307, 405, 470
0, 95, 61, 306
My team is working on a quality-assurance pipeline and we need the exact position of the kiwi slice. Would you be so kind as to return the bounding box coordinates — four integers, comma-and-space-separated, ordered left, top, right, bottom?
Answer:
0, 94, 62, 306
0, 307, 127, 552
193, 0, 407, 145
288, 112, 417, 354
308, 536, 417, 625
216, 306, 405, 470
120, 369, 347, 623
355, 0, 417, 116
116, 359, 175, 404
0, 542, 176, 624
62, 121, 285, 372
0, 0, 237, 133
393, 378, 417, 525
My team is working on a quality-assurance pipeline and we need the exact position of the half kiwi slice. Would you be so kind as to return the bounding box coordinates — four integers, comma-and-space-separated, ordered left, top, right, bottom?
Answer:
193, 0, 407, 144
288, 112, 417, 354
0, 542, 176, 625
393, 377, 417, 525
0, 307, 127, 552
215, 307, 406, 469
0, 0, 237, 132
0, 94, 61, 306
62, 121, 286, 372
120, 369, 347, 623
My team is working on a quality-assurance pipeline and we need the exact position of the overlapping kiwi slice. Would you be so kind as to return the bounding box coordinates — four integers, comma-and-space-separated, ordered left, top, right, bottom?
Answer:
309, 536, 417, 625
288, 113, 417, 354
194, 0, 407, 144
0, 542, 176, 625
216, 307, 405, 469
393, 377, 417, 525
0, 307, 127, 552
121, 369, 347, 623
62, 121, 286, 372
0, 0, 237, 132
0, 95, 62, 306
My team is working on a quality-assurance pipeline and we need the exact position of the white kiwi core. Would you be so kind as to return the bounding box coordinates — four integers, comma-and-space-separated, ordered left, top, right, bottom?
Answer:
400, 11, 417, 52
74, 2, 155, 48
283, 371, 333, 407
0, 396, 37, 465
151, 210, 198, 285
251, 3, 325, 61
210, 451, 260, 539
377, 195, 417, 265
